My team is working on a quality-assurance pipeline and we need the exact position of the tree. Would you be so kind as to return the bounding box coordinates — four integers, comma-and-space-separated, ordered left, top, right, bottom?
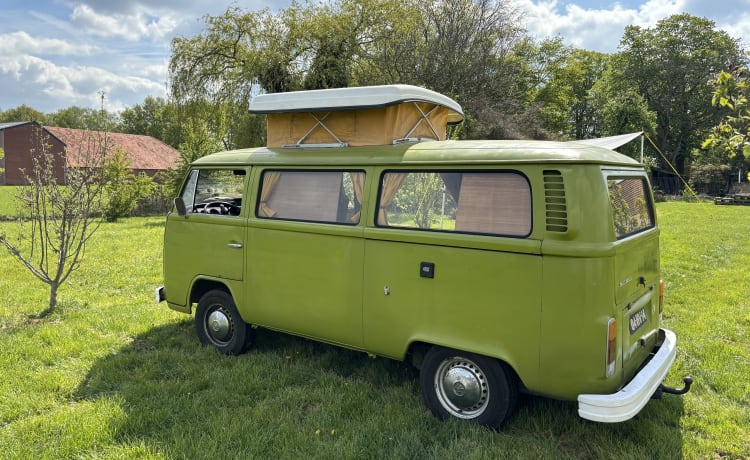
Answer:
604, 14, 746, 184
119, 96, 184, 148
0, 105, 48, 124
0, 125, 111, 317
49, 106, 117, 130
168, 0, 537, 145
703, 69, 750, 160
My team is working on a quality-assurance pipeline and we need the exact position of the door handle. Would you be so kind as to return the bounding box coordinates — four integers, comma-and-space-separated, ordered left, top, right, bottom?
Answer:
227, 242, 243, 249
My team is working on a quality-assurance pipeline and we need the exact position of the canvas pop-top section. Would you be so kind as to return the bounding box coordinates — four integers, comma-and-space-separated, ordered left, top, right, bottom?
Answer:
248, 85, 464, 148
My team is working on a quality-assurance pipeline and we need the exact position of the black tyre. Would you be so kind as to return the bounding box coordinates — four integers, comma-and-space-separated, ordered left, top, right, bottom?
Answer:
195, 290, 253, 355
420, 346, 518, 429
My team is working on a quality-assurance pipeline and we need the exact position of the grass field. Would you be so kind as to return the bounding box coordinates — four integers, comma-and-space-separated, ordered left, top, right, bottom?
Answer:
0, 186, 18, 216
0, 202, 748, 459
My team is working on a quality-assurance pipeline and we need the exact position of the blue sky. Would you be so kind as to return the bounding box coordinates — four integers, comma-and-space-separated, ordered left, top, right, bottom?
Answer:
1, 0, 748, 114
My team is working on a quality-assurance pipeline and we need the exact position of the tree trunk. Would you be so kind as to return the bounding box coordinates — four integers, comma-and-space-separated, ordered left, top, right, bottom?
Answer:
39, 283, 58, 318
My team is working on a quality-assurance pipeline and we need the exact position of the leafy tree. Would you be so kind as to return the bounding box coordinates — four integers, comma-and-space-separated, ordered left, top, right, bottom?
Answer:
119, 96, 184, 149
0, 105, 48, 124
49, 106, 117, 130
0, 125, 110, 316
604, 14, 746, 181
703, 69, 750, 161
417, 0, 532, 139
168, 0, 536, 144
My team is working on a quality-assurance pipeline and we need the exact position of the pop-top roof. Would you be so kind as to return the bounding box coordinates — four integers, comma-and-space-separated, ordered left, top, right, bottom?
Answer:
249, 85, 464, 148
249, 84, 464, 124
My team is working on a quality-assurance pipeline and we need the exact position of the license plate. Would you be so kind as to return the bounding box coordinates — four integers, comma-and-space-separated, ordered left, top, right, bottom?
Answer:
629, 308, 648, 334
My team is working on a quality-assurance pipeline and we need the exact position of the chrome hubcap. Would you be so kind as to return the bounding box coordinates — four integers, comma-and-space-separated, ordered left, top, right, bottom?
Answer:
435, 357, 488, 418
207, 308, 232, 342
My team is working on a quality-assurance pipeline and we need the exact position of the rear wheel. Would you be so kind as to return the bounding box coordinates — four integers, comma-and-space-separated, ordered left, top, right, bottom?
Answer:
195, 290, 252, 355
420, 346, 518, 429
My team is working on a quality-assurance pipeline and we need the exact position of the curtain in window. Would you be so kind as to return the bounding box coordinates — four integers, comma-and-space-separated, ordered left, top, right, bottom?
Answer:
377, 173, 407, 225
350, 172, 366, 223
258, 171, 281, 217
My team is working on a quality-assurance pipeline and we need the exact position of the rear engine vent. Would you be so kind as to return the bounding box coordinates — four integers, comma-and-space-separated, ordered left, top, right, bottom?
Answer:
543, 170, 568, 232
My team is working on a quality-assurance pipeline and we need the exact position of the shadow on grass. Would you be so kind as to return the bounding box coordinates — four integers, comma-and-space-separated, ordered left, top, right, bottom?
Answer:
74, 320, 686, 458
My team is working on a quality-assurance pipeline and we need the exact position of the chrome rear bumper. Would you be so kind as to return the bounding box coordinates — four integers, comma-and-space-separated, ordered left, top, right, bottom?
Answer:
578, 328, 677, 423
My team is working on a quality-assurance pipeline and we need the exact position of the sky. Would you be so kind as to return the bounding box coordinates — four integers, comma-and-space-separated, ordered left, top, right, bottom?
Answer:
1, 0, 749, 115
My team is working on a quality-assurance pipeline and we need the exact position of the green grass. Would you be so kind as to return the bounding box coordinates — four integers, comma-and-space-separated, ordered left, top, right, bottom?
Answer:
0, 186, 18, 216
0, 203, 748, 459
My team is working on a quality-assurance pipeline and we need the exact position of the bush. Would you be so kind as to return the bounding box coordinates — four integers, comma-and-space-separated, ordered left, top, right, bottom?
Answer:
689, 164, 732, 196
102, 149, 157, 221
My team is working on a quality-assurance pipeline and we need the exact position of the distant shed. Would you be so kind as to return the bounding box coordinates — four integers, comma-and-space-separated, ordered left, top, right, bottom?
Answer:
0, 121, 180, 185
46, 127, 181, 179
0, 121, 66, 185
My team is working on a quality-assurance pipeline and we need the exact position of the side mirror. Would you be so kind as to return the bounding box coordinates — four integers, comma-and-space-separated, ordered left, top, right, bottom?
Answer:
174, 197, 187, 218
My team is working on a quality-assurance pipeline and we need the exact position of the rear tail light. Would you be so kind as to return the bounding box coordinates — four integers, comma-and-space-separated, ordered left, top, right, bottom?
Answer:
606, 317, 617, 378
658, 279, 665, 319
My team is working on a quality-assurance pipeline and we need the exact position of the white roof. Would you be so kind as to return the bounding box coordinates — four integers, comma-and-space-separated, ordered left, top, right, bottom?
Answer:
249, 84, 464, 124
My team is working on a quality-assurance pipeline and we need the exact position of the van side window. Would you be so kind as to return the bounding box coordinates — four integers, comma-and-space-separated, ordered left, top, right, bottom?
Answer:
257, 170, 365, 224
182, 169, 246, 216
608, 178, 654, 239
377, 171, 532, 237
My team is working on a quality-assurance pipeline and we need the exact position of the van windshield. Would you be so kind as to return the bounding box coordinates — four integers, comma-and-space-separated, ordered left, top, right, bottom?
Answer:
608, 178, 654, 239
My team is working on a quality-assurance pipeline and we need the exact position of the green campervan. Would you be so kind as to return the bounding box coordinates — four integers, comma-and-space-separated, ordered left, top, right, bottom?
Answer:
156, 85, 690, 428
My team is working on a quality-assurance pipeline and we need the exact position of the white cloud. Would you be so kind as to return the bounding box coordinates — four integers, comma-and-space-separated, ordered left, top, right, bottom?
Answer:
515, 0, 748, 52
0, 52, 165, 112
70, 4, 178, 41
0, 31, 96, 57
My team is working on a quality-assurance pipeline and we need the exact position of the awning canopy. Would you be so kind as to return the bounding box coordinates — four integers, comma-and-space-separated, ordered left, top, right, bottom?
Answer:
569, 132, 643, 150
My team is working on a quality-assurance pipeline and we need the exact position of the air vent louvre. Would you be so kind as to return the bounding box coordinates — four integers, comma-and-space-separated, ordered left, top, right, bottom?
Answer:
543, 170, 568, 232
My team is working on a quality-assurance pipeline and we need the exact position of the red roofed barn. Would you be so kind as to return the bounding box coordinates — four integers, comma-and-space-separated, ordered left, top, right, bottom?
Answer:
0, 121, 181, 185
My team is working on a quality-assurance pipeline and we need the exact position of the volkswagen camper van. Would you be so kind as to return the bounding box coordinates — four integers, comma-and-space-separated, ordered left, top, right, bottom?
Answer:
156, 85, 690, 428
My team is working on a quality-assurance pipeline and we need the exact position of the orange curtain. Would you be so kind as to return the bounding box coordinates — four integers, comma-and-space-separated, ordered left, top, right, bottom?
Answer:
377, 173, 407, 225
258, 172, 281, 217
350, 172, 366, 223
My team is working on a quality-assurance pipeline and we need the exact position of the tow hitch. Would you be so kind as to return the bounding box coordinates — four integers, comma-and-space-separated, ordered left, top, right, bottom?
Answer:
652, 376, 693, 399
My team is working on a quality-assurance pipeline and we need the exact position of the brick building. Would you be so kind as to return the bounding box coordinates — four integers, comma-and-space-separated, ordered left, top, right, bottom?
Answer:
0, 121, 181, 185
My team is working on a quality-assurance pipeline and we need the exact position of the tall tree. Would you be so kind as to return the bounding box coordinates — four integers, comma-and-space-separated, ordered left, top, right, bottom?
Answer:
119, 96, 184, 148
415, 0, 530, 139
168, 0, 536, 146
605, 14, 746, 181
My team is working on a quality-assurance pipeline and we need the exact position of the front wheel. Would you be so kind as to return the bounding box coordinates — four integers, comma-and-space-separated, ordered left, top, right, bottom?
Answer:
420, 347, 518, 429
195, 290, 252, 355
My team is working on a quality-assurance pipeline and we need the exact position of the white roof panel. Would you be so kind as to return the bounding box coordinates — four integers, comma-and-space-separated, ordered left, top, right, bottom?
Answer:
249, 84, 464, 124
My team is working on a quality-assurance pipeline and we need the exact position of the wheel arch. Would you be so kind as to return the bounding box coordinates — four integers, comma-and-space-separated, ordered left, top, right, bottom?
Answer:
406, 341, 525, 391
189, 278, 233, 309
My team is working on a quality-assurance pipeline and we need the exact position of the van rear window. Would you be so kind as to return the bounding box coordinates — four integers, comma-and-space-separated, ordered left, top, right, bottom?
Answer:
377, 171, 531, 237
608, 178, 654, 239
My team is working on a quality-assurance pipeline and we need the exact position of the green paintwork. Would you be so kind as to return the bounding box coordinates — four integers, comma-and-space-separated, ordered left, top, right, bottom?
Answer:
162, 139, 659, 401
